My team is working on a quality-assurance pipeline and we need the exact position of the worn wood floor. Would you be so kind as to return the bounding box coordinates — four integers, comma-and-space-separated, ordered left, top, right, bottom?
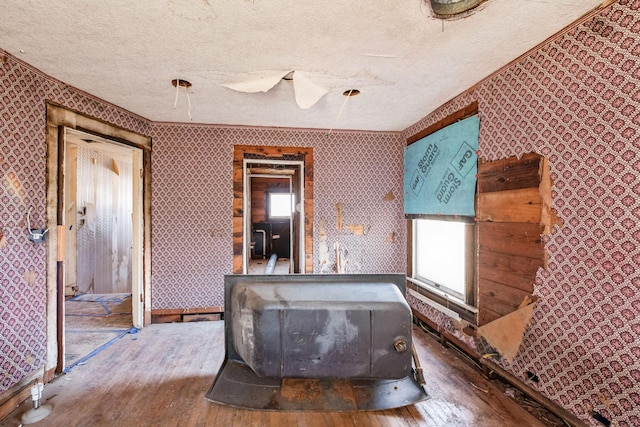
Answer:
248, 258, 291, 274
64, 294, 133, 368
1, 321, 548, 427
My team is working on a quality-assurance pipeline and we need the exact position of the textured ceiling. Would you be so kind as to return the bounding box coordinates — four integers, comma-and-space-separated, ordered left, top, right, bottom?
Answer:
0, 0, 603, 131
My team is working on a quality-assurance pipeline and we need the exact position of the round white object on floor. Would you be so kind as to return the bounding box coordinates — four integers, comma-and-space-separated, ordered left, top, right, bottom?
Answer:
21, 404, 53, 425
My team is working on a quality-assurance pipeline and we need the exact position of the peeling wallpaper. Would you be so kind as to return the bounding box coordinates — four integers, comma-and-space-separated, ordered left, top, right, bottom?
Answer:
404, 2, 640, 425
150, 124, 405, 309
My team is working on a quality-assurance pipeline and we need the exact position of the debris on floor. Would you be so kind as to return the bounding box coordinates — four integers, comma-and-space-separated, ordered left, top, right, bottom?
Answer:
490, 377, 569, 427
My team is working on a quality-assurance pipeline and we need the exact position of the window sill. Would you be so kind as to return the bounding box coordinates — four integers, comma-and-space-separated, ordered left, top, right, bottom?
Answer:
406, 278, 477, 324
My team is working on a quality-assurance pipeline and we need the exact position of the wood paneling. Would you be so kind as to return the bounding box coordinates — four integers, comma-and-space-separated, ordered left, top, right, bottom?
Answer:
478, 278, 533, 318
478, 222, 544, 258
478, 306, 503, 326
477, 250, 539, 293
476, 188, 542, 223
477, 152, 542, 193
475, 153, 548, 326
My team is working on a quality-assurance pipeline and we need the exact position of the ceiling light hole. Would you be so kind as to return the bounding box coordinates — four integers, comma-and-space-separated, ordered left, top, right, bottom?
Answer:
430, 0, 486, 19
343, 89, 360, 97
171, 79, 192, 88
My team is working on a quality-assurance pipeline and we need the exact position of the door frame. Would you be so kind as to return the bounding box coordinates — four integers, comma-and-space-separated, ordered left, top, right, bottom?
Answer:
244, 163, 301, 274
232, 145, 313, 274
44, 101, 152, 376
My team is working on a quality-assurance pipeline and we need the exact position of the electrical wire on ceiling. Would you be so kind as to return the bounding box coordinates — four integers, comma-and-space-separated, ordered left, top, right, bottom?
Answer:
172, 79, 192, 121
327, 89, 360, 135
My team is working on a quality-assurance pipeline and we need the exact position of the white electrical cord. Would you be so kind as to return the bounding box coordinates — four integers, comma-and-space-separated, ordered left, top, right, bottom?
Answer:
26, 209, 49, 235
185, 84, 192, 121
173, 79, 180, 109
173, 79, 192, 120
328, 89, 353, 135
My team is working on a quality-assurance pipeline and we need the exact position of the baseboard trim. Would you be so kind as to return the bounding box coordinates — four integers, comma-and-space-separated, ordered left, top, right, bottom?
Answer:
412, 309, 587, 427
151, 307, 224, 324
44, 367, 56, 383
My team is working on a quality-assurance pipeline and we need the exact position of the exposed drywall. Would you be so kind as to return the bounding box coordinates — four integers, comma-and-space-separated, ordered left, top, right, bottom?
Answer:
478, 300, 538, 362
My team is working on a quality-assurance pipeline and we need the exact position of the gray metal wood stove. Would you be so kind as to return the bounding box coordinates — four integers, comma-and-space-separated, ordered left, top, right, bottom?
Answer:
206, 274, 428, 411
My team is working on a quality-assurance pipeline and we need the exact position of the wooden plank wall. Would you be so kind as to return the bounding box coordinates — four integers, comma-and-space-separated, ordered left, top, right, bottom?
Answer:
406, 102, 558, 327
475, 153, 547, 325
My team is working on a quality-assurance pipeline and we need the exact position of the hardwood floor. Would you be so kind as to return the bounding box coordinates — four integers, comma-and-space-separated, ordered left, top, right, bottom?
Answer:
1, 321, 549, 427
64, 294, 133, 369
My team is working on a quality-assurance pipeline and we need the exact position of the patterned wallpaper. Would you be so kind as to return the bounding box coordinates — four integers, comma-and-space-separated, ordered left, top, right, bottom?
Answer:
404, 1, 640, 425
150, 124, 405, 309
2, 1, 639, 425
1, 48, 406, 394
0, 51, 150, 393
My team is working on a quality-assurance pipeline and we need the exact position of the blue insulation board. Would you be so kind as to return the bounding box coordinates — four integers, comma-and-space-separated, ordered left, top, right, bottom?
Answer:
404, 115, 479, 216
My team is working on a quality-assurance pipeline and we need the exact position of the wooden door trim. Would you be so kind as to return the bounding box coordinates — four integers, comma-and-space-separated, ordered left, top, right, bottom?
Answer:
45, 101, 152, 374
232, 145, 313, 274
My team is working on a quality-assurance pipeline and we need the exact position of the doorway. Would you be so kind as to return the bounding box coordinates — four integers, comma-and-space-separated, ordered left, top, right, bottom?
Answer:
61, 128, 142, 370
44, 102, 152, 377
232, 145, 314, 275
245, 162, 302, 274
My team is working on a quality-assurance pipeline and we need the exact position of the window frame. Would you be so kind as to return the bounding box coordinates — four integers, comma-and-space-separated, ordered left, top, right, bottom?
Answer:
405, 102, 481, 324
412, 217, 476, 303
407, 216, 478, 324
267, 191, 295, 221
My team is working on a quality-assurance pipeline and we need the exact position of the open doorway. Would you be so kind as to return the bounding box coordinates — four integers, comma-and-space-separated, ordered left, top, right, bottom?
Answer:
61, 128, 143, 370
232, 145, 314, 275
245, 163, 301, 274
44, 102, 151, 378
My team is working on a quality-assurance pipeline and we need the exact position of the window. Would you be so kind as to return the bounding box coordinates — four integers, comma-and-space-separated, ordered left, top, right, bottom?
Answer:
269, 193, 295, 218
411, 218, 475, 306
